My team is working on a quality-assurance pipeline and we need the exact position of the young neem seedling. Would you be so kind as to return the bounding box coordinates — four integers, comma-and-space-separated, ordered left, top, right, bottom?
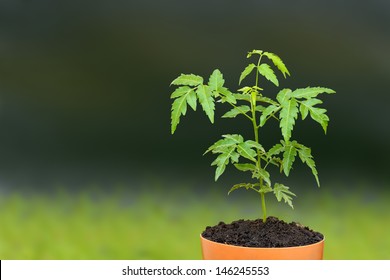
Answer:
170, 50, 335, 222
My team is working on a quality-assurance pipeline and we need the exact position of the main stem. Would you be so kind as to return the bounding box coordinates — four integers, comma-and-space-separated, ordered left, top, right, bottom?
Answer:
252, 54, 267, 222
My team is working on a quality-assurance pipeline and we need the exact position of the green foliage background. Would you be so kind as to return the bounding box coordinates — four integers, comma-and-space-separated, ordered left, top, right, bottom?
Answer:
1, 185, 389, 259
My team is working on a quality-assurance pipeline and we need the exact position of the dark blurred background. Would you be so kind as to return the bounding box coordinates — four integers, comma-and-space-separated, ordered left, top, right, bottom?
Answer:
0, 0, 389, 192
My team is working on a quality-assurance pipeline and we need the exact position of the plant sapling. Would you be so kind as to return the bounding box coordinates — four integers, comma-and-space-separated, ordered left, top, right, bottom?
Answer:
170, 50, 335, 222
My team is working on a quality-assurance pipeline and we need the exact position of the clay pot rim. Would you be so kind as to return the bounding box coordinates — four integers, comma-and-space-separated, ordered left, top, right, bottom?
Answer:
200, 234, 325, 250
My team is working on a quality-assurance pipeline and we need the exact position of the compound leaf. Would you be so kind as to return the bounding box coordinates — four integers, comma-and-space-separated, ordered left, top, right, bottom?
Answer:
171, 74, 203, 86
273, 183, 296, 209
258, 63, 279, 86
196, 84, 215, 123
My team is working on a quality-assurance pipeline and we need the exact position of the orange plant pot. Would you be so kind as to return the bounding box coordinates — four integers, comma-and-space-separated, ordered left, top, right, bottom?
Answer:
200, 235, 324, 260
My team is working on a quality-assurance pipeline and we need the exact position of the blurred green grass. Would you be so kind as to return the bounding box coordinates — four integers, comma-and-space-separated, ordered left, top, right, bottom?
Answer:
0, 184, 389, 259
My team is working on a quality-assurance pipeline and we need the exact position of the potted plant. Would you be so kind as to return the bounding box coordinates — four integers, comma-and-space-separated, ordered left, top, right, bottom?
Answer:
169, 49, 335, 260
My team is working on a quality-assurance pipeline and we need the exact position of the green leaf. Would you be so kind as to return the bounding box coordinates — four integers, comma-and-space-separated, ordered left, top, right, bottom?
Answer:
211, 146, 239, 181
300, 99, 329, 133
228, 183, 257, 195
299, 98, 322, 120
279, 98, 299, 141
276, 88, 292, 104
196, 84, 215, 123
222, 134, 244, 143
237, 142, 257, 162
257, 96, 279, 105
282, 142, 297, 176
170, 86, 191, 99
234, 163, 257, 172
218, 87, 236, 104
186, 89, 197, 110
255, 105, 265, 112
258, 63, 279, 86
256, 168, 271, 186
171, 74, 203, 86
260, 104, 280, 127
263, 52, 290, 78
204, 137, 238, 154
247, 50, 263, 58
268, 143, 284, 157
170, 95, 187, 134
222, 105, 250, 118
239, 63, 256, 85
208, 69, 225, 93
293, 142, 320, 187
273, 183, 296, 209
245, 140, 265, 153
291, 87, 335, 99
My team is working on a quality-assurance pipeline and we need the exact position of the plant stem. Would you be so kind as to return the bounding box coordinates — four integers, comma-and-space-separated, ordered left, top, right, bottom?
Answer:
252, 54, 267, 222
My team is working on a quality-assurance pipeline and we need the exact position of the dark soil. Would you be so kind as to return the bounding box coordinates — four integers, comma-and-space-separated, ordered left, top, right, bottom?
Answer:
202, 216, 324, 248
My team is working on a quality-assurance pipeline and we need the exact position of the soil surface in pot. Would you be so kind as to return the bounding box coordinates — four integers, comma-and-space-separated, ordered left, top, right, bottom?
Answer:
202, 216, 323, 248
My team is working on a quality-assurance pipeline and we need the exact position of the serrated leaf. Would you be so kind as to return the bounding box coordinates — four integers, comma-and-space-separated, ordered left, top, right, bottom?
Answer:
211, 146, 239, 181
208, 69, 225, 93
255, 105, 265, 112
291, 87, 335, 99
228, 183, 255, 195
237, 142, 257, 162
268, 143, 284, 157
258, 63, 279, 86
300, 99, 329, 133
218, 87, 236, 104
273, 183, 296, 209
263, 52, 290, 78
186, 89, 197, 110
234, 163, 257, 172
247, 49, 263, 58
222, 105, 250, 118
282, 142, 297, 176
299, 98, 322, 120
170, 94, 187, 134
293, 142, 320, 187
257, 96, 279, 105
222, 134, 244, 143
276, 88, 292, 104
171, 74, 203, 86
170, 86, 191, 99
239, 63, 256, 85
204, 137, 237, 155
279, 98, 299, 141
256, 168, 271, 186
260, 104, 280, 127
196, 84, 215, 123
245, 140, 265, 153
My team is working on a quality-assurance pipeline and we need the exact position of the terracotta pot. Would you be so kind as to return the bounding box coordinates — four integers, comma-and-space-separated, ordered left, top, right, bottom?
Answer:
200, 235, 324, 260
